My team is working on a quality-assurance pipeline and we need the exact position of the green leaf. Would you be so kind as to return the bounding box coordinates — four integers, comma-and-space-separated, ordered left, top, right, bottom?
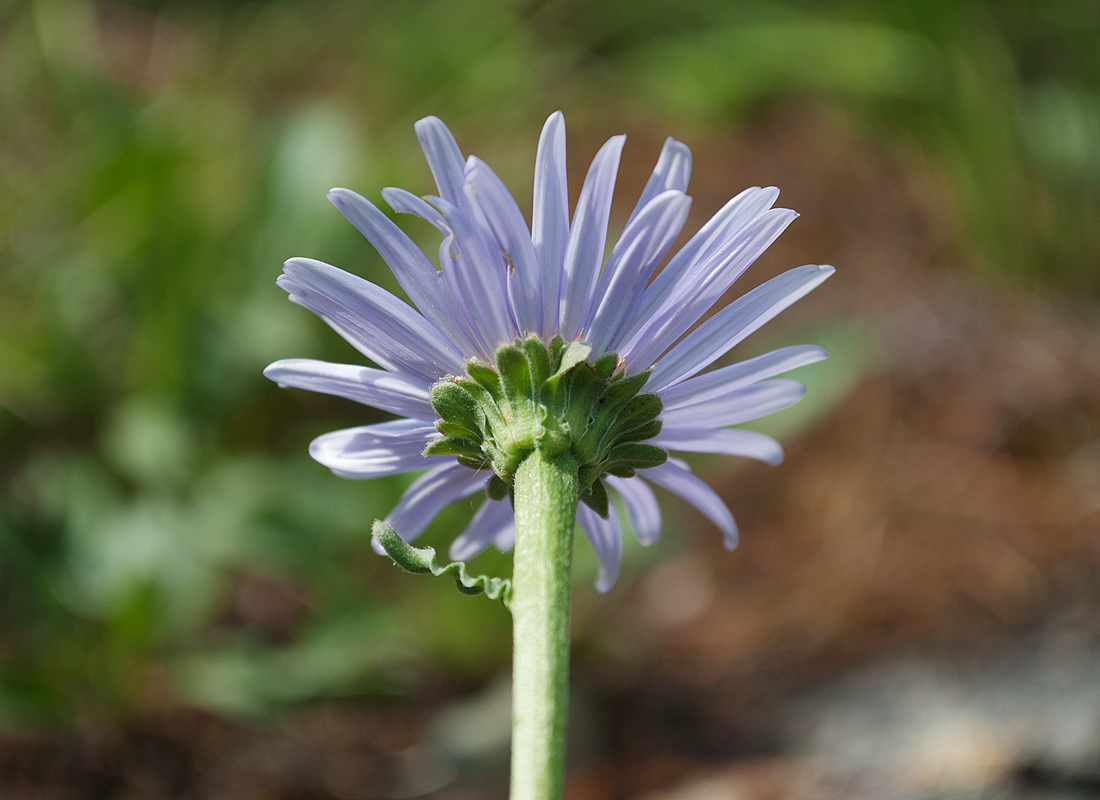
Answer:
602, 370, 651, 408
592, 352, 619, 380
605, 465, 637, 478
496, 345, 535, 423
551, 340, 592, 380
372, 521, 513, 609
522, 336, 553, 387
486, 474, 510, 501
605, 442, 668, 471
457, 378, 509, 434
547, 335, 566, 371
431, 381, 484, 440
579, 478, 609, 518
613, 419, 662, 445
423, 436, 485, 462
613, 393, 663, 433
466, 363, 504, 401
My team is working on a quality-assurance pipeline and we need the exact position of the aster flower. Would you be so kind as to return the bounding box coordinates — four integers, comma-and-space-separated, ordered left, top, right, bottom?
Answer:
264, 112, 832, 593
266, 112, 834, 800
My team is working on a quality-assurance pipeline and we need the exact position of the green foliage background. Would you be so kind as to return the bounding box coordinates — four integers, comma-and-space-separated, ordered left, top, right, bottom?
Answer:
0, 0, 1097, 725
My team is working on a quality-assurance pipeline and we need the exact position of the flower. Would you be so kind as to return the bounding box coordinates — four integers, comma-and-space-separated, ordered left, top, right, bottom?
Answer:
264, 112, 833, 592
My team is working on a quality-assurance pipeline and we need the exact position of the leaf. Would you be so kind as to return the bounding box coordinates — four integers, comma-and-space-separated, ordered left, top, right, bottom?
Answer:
372, 520, 513, 609
423, 436, 485, 461
551, 340, 592, 380
604, 442, 668, 471
496, 344, 536, 426
431, 381, 484, 440
466, 363, 504, 402
591, 352, 619, 380
614, 418, 662, 445
579, 477, 610, 518
522, 336, 552, 387
485, 475, 510, 501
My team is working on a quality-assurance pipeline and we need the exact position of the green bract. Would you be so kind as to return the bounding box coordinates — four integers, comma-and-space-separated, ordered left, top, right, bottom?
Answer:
425, 336, 667, 518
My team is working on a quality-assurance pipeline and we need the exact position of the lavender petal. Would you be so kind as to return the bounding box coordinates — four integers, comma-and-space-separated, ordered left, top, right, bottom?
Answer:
662, 378, 806, 428
625, 137, 692, 228
641, 458, 738, 549
449, 497, 515, 561
648, 264, 835, 388
385, 189, 511, 353
325, 188, 479, 355
381, 462, 488, 547
653, 426, 784, 465
532, 112, 569, 339
607, 475, 662, 545
276, 262, 466, 385
382, 186, 450, 234
623, 208, 799, 373
659, 344, 828, 410
559, 134, 626, 341
614, 186, 780, 350
447, 201, 518, 345
586, 189, 692, 354
309, 419, 442, 478
414, 116, 468, 208
465, 156, 543, 336
263, 358, 435, 420
494, 519, 517, 553
577, 502, 623, 593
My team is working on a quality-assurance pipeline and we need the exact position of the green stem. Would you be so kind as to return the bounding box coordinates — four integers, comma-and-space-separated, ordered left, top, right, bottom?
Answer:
510, 448, 579, 800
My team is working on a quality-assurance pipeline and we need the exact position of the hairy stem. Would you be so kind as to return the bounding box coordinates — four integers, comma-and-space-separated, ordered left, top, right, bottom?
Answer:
510, 449, 579, 800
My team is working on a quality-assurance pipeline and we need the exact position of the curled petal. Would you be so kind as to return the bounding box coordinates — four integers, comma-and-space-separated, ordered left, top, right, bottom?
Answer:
309, 419, 441, 478
559, 134, 626, 341
576, 502, 622, 593
653, 426, 784, 466
659, 344, 828, 409
384, 188, 511, 353
381, 462, 488, 547
625, 136, 692, 228
607, 476, 662, 545
384, 188, 489, 353
642, 458, 738, 549
382, 186, 450, 233
449, 497, 516, 561
662, 378, 806, 428
429, 193, 517, 349
263, 358, 435, 420
532, 111, 569, 338
414, 116, 468, 208
649, 264, 835, 388
278, 258, 466, 384
326, 188, 478, 356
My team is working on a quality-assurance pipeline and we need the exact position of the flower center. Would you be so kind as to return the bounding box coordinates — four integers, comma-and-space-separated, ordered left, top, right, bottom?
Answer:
426, 336, 667, 517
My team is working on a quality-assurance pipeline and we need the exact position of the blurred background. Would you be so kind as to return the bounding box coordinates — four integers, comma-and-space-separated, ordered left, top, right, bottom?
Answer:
2, 0, 1100, 797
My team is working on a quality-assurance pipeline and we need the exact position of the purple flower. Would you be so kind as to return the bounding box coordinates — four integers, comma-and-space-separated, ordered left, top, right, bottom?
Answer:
265, 112, 833, 592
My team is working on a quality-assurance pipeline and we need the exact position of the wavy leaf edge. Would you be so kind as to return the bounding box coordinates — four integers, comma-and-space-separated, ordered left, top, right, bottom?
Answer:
372, 519, 513, 609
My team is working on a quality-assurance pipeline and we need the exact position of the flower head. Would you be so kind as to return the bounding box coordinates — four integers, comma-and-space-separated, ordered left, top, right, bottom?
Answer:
265, 112, 833, 592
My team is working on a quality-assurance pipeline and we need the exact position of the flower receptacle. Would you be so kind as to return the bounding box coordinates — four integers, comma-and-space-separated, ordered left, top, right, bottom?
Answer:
427, 336, 667, 516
